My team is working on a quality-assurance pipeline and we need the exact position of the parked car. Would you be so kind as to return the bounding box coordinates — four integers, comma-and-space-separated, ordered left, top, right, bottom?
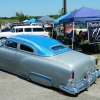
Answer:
0, 25, 49, 39
1, 27, 11, 32
30, 23, 42, 26
61, 25, 73, 33
0, 34, 100, 95
66, 25, 73, 33
75, 28, 87, 35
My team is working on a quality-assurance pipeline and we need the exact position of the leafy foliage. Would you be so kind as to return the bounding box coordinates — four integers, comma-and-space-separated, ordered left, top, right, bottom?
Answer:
15, 11, 29, 22
70, 9, 77, 13
0, 9, 77, 23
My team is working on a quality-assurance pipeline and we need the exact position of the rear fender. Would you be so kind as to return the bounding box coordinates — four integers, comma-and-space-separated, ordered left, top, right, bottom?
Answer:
28, 71, 53, 86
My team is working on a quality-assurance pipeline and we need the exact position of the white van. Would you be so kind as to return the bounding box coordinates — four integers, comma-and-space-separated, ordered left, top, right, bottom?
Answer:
0, 26, 49, 38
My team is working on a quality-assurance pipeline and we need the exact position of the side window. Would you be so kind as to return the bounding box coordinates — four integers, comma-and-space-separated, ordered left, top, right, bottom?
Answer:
33, 28, 44, 32
5, 41, 17, 48
16, 28, 23, 32
20, 44, 33, 53
25, 28, 32, 32
51, 45, 66, 51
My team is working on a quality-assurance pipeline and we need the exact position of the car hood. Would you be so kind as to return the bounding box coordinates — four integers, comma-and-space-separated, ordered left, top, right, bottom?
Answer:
0, 32, 12, 37
0, 31, 11, 33
56, 50, 95, 82
0, 31, 12, 34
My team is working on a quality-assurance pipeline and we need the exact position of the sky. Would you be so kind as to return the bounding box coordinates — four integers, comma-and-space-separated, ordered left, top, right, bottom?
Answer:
0, 0, 100, 17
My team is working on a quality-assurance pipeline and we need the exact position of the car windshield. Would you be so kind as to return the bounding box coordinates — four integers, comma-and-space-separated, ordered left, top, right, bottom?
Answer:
10, 28, 15, 32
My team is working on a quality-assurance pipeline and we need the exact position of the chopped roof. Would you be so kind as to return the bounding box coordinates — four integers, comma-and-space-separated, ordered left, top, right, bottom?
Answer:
9, 35, 71, 56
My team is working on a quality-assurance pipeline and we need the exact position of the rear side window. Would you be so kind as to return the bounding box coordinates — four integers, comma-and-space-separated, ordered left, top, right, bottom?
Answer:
16, 28, 23, 32
25, 28, 32, 32
33, 28, 44, 32
51, 45, 66, 51
20, 44, 33, 53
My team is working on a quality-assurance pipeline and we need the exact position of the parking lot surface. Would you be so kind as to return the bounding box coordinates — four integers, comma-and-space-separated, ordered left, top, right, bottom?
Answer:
0, 69, 100, 100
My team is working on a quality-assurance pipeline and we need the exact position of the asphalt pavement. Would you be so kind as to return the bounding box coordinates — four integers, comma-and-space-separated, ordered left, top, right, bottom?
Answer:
0, 69, 100, 100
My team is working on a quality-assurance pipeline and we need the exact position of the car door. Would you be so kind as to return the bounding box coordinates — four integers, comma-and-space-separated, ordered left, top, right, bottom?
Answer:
14, 28, 25, 35
15, 43, 35, 75
0, 40, 17, 71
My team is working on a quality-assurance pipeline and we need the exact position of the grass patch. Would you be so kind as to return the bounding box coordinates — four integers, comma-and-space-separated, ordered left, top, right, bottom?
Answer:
0, 19, 19, 23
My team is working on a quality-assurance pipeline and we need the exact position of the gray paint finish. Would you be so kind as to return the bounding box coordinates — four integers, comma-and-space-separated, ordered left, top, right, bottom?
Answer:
0, 35, 100, 95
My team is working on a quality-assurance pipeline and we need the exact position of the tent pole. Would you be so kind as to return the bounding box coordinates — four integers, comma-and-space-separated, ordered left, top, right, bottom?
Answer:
72, 21, 74, 49
51, 23, 54, 38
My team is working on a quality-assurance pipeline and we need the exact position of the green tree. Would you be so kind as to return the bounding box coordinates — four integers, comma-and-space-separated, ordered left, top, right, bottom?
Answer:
70, 9, 77, 13
16, 11, 29, 22
49, 15, 59, 19
0, 17, 1, 23
58, 8, 64, 17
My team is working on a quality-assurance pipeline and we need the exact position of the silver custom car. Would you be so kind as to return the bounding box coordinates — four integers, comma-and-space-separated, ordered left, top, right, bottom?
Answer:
0, 34, 100, 95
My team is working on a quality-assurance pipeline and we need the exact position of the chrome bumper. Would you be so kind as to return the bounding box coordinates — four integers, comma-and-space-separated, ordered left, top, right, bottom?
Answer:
59, 68, 100, 95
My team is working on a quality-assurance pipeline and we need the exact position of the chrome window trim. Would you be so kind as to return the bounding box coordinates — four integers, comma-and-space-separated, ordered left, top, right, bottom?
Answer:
19, 43, 37, 54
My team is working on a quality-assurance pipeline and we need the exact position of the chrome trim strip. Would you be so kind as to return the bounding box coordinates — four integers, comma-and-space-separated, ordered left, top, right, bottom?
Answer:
29, 72, 52, 83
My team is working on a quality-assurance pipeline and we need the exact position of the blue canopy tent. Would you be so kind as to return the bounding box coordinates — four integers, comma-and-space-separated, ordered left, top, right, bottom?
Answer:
54, 13, 70, 24
37, 16, 55, 22
59, 7, 100, 49
60, 7, 100, 23
22, 20, 28, 23
27, 18, 36, 23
